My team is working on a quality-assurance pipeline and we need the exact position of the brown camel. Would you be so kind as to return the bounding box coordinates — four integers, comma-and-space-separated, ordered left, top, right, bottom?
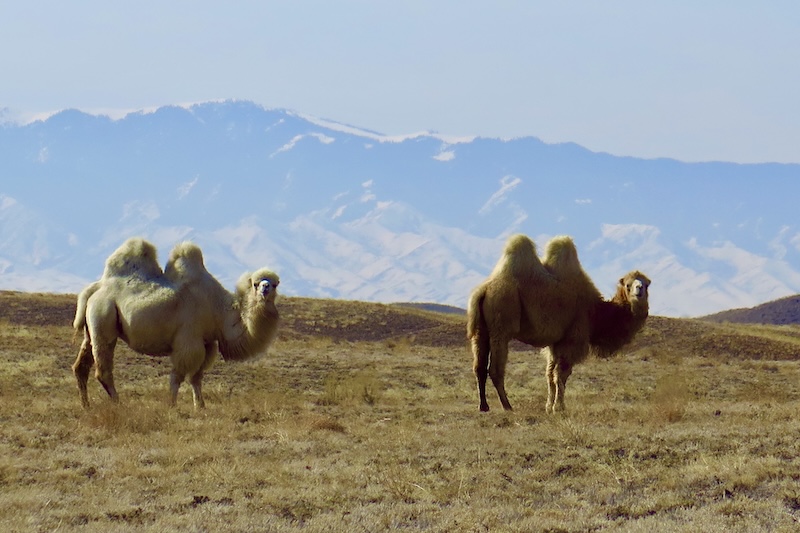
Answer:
467, 234, 650, 412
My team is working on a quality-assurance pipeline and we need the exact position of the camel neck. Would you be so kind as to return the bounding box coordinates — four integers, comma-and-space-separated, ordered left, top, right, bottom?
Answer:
630, 301, 649, 318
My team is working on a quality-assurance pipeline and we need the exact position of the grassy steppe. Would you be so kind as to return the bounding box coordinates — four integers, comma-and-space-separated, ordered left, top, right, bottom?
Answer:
1, 291, 800, 532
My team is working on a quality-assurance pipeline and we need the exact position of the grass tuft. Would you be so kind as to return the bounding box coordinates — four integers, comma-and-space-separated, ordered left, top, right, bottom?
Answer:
82, 400, 168, 434
319, 370, 382, 406
650, 373, 690, 423
309, 416, 347, 433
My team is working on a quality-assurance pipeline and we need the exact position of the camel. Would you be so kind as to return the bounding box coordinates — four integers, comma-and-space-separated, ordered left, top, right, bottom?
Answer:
467, 234, 650, 413
72, 237, 280, 409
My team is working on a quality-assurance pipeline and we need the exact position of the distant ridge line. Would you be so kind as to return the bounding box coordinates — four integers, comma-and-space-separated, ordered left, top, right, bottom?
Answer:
701, 294, 800, 325
392, 302, 466, 316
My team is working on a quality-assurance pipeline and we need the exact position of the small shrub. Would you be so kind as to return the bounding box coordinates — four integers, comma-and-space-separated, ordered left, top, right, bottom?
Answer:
384, 335, 414, 354
650, 374, 690, 423
309, 416, 346, 433
319, 370, 382, 406
82, 401, 167, 434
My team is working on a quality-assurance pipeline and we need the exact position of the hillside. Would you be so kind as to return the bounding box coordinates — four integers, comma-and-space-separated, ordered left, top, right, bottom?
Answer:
702, 294, 800, 325
3, 290, 800, 530
0, 291, 466, 348
3, 290, 799, 362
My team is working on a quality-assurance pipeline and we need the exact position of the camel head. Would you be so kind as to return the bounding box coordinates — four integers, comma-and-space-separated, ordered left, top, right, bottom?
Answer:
617, 270, 650, 314
223, 268, 281, 362
240, 268, 280, 305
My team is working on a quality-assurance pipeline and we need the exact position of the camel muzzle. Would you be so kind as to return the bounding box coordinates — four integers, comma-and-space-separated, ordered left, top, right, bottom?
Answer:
257, 280, 272, 297
632, 281, 647, 298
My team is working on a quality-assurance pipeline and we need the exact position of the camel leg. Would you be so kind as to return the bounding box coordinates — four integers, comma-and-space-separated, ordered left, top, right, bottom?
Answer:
72, 335, 94, 408
187, 344, 217, 409
93, 340, 118, 402
545, 349, 557, 413
169, 370, 186, 407
472, 334, 491, 412
552, 360, 573, 412
488, 338, 513, 411
170, 339, 208, 408
549, 339, 585, 413
189, 371, 205, 409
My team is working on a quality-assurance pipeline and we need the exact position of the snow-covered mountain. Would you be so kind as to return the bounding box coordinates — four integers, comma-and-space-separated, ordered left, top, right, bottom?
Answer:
2, 100, 799, 317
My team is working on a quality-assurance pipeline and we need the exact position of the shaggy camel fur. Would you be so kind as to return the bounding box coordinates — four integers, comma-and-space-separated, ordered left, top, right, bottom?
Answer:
467, 234, 650, 412
72, 237, 280, 409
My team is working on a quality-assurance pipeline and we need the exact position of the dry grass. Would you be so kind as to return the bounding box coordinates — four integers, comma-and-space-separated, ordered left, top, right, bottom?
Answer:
1, 292, 800, 531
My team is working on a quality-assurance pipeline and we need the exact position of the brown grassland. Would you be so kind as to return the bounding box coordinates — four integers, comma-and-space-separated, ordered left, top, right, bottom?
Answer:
1, 290, 800, 532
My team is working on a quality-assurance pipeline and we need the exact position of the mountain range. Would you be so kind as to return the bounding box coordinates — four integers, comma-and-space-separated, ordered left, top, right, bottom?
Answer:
1, 100, 799, 317
702, 294, 800, 325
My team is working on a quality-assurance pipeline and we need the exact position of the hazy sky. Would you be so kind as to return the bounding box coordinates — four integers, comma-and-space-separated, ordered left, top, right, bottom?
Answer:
2, 1, 798, 163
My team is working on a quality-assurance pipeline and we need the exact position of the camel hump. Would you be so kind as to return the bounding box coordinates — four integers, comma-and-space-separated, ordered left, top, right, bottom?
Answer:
102, 237, 163, 279
543, 235, 602, 299
542, 235, 583, 277
164, 241, 208, 285
504, 234, 537, 257
491, 234, 545, 279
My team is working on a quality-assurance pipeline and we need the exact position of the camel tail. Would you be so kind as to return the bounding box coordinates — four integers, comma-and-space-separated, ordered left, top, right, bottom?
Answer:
73, 281, 101, 332
466, 284, 488, 340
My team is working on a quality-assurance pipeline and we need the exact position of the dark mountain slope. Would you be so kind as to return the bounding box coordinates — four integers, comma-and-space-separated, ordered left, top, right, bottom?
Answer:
702, 294, 800, 325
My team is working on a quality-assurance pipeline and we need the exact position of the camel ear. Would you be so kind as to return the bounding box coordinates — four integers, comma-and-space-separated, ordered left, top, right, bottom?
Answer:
619, 277, 625, 286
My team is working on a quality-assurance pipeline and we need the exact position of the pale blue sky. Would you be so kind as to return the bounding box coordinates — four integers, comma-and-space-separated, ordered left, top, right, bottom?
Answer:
2, 1, 798, 163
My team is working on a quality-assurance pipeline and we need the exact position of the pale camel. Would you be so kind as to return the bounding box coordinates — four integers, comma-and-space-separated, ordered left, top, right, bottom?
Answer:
72, 237, 280, 408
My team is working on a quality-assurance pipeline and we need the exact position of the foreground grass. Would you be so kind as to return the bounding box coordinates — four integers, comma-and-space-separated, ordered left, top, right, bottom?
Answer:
1, 318, 800, 531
